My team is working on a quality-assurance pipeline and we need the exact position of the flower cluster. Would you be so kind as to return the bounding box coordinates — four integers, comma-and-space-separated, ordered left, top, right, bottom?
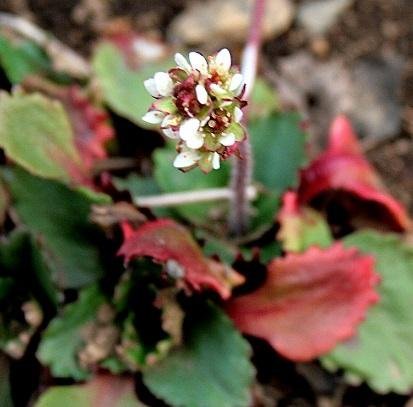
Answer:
142, 48, 246, 172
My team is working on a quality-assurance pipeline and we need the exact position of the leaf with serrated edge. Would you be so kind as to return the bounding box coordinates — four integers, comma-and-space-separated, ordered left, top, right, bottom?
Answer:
143, 304, 254, 407
250, 113, 307, 193
34, 374, 142, 407
3, 168, 106, 288
37, 286, 104, 380
298, 115, 411, 232
119, 219, 244, 299
322, 230, 413, 394
92, 43, 172, 128
0, 91, 83, 183
226, 244, 379, 361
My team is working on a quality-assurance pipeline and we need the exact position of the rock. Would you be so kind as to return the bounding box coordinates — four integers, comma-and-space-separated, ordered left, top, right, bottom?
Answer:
275, 51, 403, 145
297, 0, 353, 35
349, 55, 403, 141
168, 0, 295, 48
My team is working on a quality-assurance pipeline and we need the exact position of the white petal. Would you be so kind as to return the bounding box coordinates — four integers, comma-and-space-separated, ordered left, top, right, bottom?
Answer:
220, 132, 236, 146
161, 114, 174, 127
234, 106, 243, 122
210, 83, 227, 97
154, 72, 173, 96
215, 48, 231, 73
143, 78, 160, 97
212, 152, 220, 170
174, 53, 192, 73
173, 150, 199, 168
195, 84, 208, 105
179, 118, 200, 141
229, 73, 243, 92
142, 110, 165, 124
162, 127, 179, 139
189, 52, 208, 75
185, 132, 204, 149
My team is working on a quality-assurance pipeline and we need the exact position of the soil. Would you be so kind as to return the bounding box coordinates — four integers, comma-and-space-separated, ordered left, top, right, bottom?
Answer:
0, 0, 412, 406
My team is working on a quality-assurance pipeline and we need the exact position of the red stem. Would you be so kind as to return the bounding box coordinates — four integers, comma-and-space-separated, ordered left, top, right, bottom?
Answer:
229, 0, 266, 236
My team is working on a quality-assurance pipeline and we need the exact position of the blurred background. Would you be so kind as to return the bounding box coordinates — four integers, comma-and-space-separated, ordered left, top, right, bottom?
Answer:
0, 0, 412, 211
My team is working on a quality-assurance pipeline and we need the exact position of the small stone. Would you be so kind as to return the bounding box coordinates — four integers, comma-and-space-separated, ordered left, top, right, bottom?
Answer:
310, 36, 330, 58
297, 0, 353, 35
168, 0, 295, 47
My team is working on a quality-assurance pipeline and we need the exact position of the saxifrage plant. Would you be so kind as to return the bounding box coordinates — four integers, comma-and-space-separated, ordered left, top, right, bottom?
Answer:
1, 1, 413, 406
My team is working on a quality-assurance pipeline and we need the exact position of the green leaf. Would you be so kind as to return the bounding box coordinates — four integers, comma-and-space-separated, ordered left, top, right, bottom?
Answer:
249, 78, 278, 120
278, 206, 333, 253
0, 228, 57, 309
0, 35, 50, 84
34, 375, 142, 407
249, 113, 307, 193
322, 230, 413, 394
249, 191, 280, 236
3, 169, 105, 288
113, 174, 161, 197
0, 92, 81, 182
153, 146, 230, 225
37, 285, 104, 380
92, 43, 172, 127
35, 386, 90, 407
143, 304, 254, 407
199, 234, 238, 264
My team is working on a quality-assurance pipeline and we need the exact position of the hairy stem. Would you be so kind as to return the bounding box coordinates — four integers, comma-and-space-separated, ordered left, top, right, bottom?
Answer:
229, 0, 266, 236
134, 186, 258, 208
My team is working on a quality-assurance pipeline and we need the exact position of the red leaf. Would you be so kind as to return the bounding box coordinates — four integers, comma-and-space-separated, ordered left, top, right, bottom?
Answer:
89, 374, 136, 407
118, 219, 244, 299
22, 79, 114, 186
64, 86, 114, 172
298, 115, 411, 232
226, 244, 379, 361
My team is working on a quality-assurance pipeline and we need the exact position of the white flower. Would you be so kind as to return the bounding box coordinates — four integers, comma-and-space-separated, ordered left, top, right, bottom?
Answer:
179, 118, 200, 140
195, 84, 208, 105
154, 72, 173, 96
212, 152, 220, 170
189, 52, 208, 75
143, 78, 160, 98
162, 127, 179, 139
142, 110, 165, 124
220, 132, 236, 147
174, 52, 192, 73
179, 118, 204, 149
142, 48, 247, 172
229, 73, 243, 93
215, 48, 231, 74
234, 106, 243, 123
173, 149, 200, 169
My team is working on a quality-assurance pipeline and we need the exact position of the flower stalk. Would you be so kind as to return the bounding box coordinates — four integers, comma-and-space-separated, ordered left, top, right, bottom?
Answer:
229, 0, 266, 236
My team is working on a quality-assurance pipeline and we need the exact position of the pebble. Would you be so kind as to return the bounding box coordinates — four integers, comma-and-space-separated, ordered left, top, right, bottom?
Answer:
167, 0, 295, 47
297, 0, 353, 35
